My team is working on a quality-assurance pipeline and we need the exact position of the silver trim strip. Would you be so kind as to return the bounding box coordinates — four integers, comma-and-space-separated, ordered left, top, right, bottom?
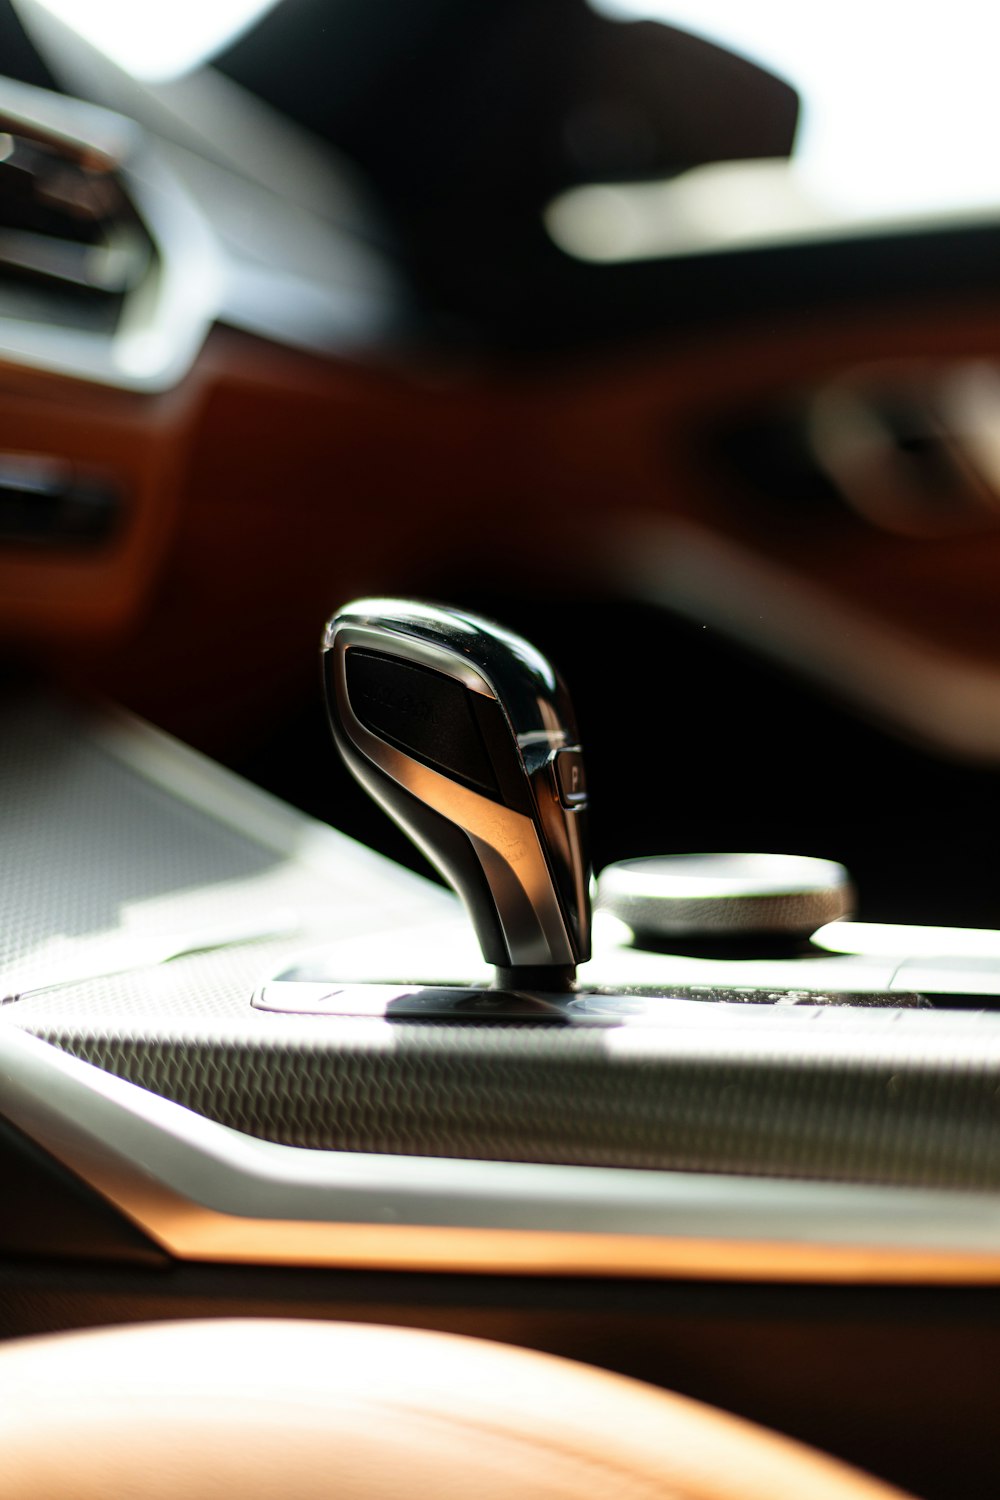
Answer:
4, 1021, 1000, 1282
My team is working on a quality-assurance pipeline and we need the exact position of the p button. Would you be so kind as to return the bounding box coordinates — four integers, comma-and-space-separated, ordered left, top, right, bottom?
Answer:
553, 747, 587, 808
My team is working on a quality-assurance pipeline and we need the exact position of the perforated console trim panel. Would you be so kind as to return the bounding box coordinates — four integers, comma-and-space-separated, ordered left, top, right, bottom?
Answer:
6, 694, 1000, 1197
0, 695, 455, 985
14, 984, 1000, 1190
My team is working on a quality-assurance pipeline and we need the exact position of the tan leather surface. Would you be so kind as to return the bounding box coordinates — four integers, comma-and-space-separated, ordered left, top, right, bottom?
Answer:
0, 1318, 918, 1499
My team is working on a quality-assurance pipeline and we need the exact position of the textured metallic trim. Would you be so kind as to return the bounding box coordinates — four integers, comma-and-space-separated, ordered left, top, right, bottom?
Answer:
595, 855, 855, 940
4, 1021, 1000, 1283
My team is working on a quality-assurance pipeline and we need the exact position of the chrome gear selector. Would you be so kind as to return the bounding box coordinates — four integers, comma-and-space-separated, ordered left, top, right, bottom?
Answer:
322, 599, 592, 990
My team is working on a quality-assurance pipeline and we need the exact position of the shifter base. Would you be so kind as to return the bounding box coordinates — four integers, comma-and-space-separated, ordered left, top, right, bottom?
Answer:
251, 975, 924, 1021
254, 981, 580, 1021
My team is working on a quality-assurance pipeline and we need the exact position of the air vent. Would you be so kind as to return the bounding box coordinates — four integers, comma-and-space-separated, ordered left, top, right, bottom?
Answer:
0, 77, 219, 390
0, 126, 151, 334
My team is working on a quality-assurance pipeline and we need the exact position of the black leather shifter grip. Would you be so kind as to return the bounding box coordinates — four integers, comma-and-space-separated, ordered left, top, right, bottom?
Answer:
323, 599, 592, 987
346, 651, 502, 798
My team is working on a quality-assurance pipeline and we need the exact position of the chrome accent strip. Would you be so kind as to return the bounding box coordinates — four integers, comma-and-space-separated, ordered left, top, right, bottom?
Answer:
4, 1022, 1000, 1282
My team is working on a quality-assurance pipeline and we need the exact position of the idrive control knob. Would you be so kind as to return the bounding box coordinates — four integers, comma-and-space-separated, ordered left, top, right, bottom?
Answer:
322, 599, 592, 990
596, 853, 855, 945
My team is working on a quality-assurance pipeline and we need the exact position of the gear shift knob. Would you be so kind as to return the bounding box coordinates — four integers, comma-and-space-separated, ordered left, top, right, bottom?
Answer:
322, 599, 591, 989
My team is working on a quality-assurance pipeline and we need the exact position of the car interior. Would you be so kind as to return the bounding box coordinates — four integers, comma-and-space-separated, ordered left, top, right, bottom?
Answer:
2, 4, 1000, 1497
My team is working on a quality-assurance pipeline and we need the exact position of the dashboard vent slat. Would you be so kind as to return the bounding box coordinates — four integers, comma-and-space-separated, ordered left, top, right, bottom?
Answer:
0, 122, 152, 334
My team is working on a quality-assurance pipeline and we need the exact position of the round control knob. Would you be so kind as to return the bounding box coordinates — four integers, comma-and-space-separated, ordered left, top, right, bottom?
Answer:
595, 853, 855, 942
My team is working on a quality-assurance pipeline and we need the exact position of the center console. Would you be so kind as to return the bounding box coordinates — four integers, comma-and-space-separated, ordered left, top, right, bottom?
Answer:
3, 604, 1000, 1290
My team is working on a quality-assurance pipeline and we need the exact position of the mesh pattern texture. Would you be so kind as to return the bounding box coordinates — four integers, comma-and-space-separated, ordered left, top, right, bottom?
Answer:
6, 695, 1000, 1191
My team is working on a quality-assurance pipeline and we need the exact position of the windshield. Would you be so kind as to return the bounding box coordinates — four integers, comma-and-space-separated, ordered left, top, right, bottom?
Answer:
600, 1, 1000, 219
